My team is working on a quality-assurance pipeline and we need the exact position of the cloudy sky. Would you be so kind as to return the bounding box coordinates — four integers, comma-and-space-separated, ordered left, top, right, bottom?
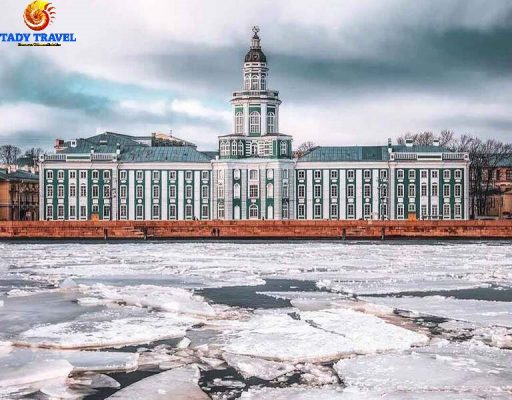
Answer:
1, 0, 512, 151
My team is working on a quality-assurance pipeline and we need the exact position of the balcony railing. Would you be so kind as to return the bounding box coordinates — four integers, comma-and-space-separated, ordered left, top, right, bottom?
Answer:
232, 90, 279, 98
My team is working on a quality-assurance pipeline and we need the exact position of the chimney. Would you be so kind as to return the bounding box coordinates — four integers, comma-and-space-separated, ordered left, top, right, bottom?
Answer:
405, 138, 414, 147
90, 146, 95, 154
387, 138, 392, 153
433, 138, 440, 147
116, 143, 121, 155
54, 139, 64, 150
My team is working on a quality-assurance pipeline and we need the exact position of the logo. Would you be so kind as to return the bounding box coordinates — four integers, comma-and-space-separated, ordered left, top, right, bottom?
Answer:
23, 1, 56, 31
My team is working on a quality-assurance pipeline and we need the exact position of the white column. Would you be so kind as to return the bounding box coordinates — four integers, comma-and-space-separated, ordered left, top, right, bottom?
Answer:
162, 171, 168, 220
306, 169, 313, 220
339, 169, 346, 220
39, 165, 44, 220
389, 165, 396, 219
178, 170, 184, 220
243, 103, 249, 135
261, 103, 267, 135
144, 170, 151, 220
241, 169, 247, 219
372, 169, 379, 220
225, 167, 233, 220
274, 167, 282, 220
112, 168, 118, 221
194, 171, 200, 219
356, 169, 363, 219
128, 170, 135, 220
323, 169, 329, 218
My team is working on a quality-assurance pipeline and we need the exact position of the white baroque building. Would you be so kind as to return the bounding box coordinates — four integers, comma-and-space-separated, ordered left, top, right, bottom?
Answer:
40, 27, 470, 221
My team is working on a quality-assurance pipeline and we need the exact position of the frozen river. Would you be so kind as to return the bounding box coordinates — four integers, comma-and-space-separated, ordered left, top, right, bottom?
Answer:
0, 240, 511, 399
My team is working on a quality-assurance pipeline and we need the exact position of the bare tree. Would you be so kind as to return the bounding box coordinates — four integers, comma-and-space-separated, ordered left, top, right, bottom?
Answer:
294, 141, 316, 158
23, 147, 45, 167
0, 145, 22, 165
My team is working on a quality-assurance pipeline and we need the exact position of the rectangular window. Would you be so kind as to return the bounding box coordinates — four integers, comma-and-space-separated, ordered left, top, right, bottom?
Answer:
92, 185, 99, 198
347, 184, 355, 198
431, 170, 438, 179
314, 170, 321, 180
249, 184, 259, 199
103, 206, 111, 219
421, 184, 427, 197
280, 142, 287, 155
57, 204, 64, 219
443, 184, 450, 197
397, 184, 404, 197
298, 184, 305, 198
283, 169, 289, 179
397, 169, 404, 179
347, 170, 355, 180
283, 184, 289, 198
421, 204, 427, 218
201, 204, 209, 219
103, 185, 110, 198
408, 170, 416, 180
454, 169, 462, 180
136, 204, 143, 219
169, 171, 177, 181
364, 203, 371, 219
431, 205, 438, 218
432, 184, 438, 197
46, 170, 53, 180
364, 184, 371, 198
168, 204, 177, 219
314, 184, 321, 198
314, 203, 322, 219
201, 171, 209, 180
80, 170, 87, 179
298, 204, 305, 219
57, 185, 64, 198
408, 184, 415, 197
152, 171, 160, 181
46, 205, 53, 219
330, 184, 338, 198
454, 204, 462, 218
217, 203, 225, 219
444, 170, 451, 180
80, 205, 87, 219
397, 204, 404, 219
104, 170, 111, 180
185, 171, 193, 181
136, 170, 143, 181
69, 185, 76, 197
381, 184, 388, 198
169, 185, 176, 198
330, 170, 338, 180
92, 204, 99, 214
185, 185, 192, 199
297, 170, 305, 180
69, 170, 76, 179
282, 203, 289, 219
454, 184, 462, 197
363, 169, 371, 179
153, 185, 160, 198
136, 185, 143, 199
120, 204, 127, 219
80, 185, 87, 197
380, 170, 387, 180
408, 203, 416, 212
152, 204, 160, 219
421, 170, 427, 178
120, 185, 127, 198
120, 170, 127, 180
347, 204, 355, 218
330, 203, 338, 219
443, 204, 451, 218
69, 205, 76, 219
249, 169, 258, 180
201, 185, 209, 199
92, 170, 99, 180
46, 185, 53, 198
218, 184, 224, 199
57, 170, 64, 180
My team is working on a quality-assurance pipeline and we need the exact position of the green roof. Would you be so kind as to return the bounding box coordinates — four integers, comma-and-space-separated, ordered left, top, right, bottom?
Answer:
120, 146, 212, 163
392, 145, 446, 153
0, 170, 39, 182
299, 146, 390, 162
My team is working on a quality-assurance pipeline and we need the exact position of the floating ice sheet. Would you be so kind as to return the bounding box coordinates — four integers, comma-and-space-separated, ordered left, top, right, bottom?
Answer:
240, 386, 344, 399
222, 352, 294, 380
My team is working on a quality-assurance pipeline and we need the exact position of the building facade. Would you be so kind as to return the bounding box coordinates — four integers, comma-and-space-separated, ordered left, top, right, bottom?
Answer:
40, 28, 470, 221
0, 169, 39, 221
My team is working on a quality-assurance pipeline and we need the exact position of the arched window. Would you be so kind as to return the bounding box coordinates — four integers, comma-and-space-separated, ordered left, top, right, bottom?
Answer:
237, 141, 244, 155
231, 141, 237, 155
234, 183, 241, 199
249, 204, 258, 219
244, 74, 250, 89
249, 111, 260, 134
251, 75, 259, 90
267, 112, 276, 133
251, 142, 258, 155
266, 183, 274, 198
235, 112, 244, 134
261, 74, 266, 90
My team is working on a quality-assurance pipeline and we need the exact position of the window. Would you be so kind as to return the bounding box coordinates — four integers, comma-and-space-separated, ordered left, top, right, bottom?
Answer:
46, 205, 53, 219
330, 170, 338, 180
136, 204, 143, 220
57, 204, 64, 219
381, 203, 388, 218
347, 204, 355, 218
443, 184, 450, 197
238, 141, 244, 155
169, 171, 177, 181
201, 185, 209, 199
251, 74, 259, 90
347, 170, 355, 180
251, 142, 258, 155
267, 183, 274, 198
120, 170, 127, 181
431, 205, 438, 218
69, 185, 76, 197
347, 184, 355, 198
454, 184, 462, 197
92, 170, 99, 180
120, 185, 127, 198
421, 184, 427, 197
408, 184, 415, 197
234, 169, 241, 180
282, 203, 289, 219
443, 204, 451, 218
217, 203, 225, 219
443, 170, 451, 180
283, 169, 289, 179
79, 205, 87, 219
232, 141, 237, 155
201, 204, 209, 219
421, 205, 428, 218
364, 203, 371, 219
244, 74, 250, 89
217, 184, 224, 199
136, 185, 143, 199
153, 185, 160, 198
431, 170, 438, 179
152, 171, 160, 181
330, 204, 338, 219
152, 204, 160, 219
380, 170, 387, 180
103, 185, 110, 198
233, 183, 241, 199
314, 184, 321, 198
330, 184, 338, 198
298, 204, 305, 219
408, 170, 416, 180
298, 170, 305, 180
267, 169, 274, 180
280, 142, 287, 155
397, 184, 404, 197
421, 170, 427, 178
103, 206, 111, 219
69, 205, 76, 219
235, 111, 244, 134
381, 184, 388, 198
80, 170, 87, 179
136, 170, 143, 181
104, 170, 111, 180
364, 169, 371, 179
249, 184, 259, 199
185, 185, 192, 199
185, 171, 193, 181
454, 204, 462, 218
46, 170, 53, 180
397, 204, 404, 219
249, 169, 258, 180
92, 204, 99, 214
80, 185, 87, 197
169, 185, 176, 198
298, 184, 305, 198
397, 169, 404, 179
268, 112, 276, 133
314, 170, 321, 180
249, 111, 260, 134
364, 184, 371, 198
120, 204, 127, 219
283, 184, 289, 198
92, 185, 99, 198
46, 185, 53, 198
314, 204, 322, 219
58, 185, 64, 198
432, 183, 438, 197
57, 170, 64, 180
201, 171, 209, 180
454, 169, 462, 180
408, 203, 416, 212
168, 204, 177, 219
249, 204, 258, 219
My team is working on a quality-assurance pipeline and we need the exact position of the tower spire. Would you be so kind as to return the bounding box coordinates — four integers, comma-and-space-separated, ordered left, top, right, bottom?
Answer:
251, 26, 261, 49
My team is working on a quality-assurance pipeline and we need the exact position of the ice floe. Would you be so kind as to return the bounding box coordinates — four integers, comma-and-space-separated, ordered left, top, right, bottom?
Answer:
222, 353, 295, 380
240, 386, 344, 399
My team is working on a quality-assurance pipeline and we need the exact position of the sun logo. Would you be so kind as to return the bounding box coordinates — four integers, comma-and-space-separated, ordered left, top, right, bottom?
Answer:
23, 1, 56, 31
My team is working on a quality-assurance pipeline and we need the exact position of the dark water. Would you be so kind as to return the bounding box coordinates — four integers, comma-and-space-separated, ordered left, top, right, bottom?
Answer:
365, 286, 512, 302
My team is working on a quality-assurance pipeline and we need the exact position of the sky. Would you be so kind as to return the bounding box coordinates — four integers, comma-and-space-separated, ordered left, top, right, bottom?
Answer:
0, 0, 512, 152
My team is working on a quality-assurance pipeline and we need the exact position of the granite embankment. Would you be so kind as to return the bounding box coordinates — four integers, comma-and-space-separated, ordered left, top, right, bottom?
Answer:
0, 220, 511, 240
